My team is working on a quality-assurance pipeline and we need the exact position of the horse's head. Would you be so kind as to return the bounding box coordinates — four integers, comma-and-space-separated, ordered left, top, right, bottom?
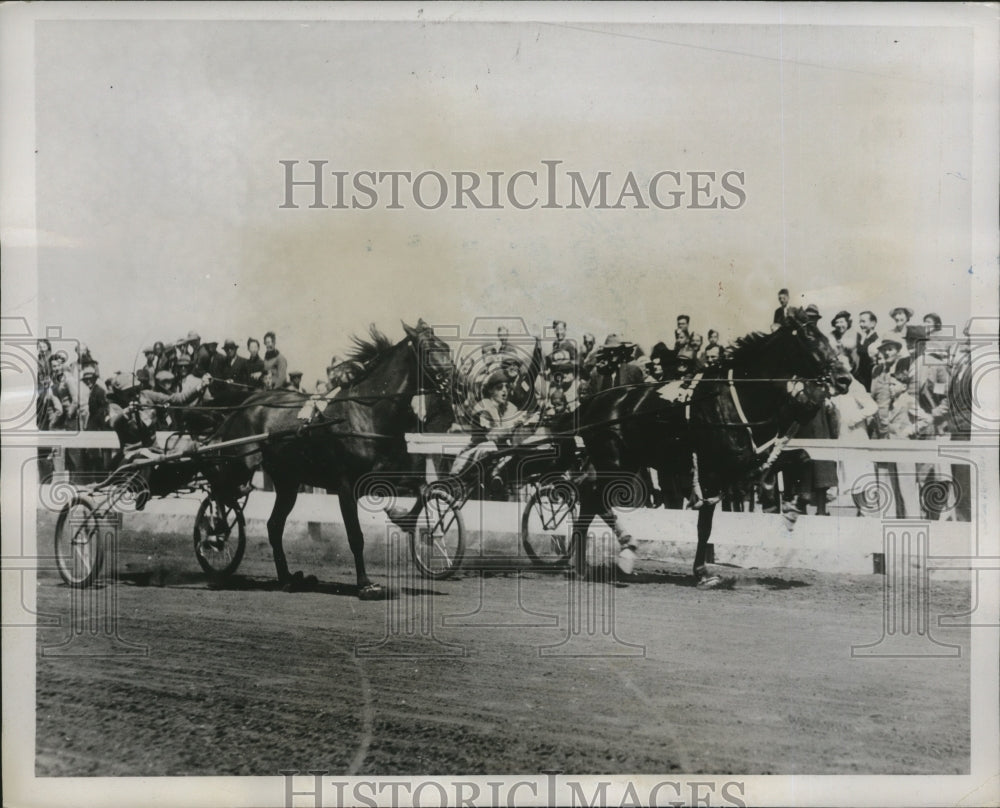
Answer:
403, 319, 456, 428
779, 309, 853, 397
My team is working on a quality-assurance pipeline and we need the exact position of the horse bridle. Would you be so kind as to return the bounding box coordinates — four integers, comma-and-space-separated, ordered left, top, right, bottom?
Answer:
408, 335, 454, 398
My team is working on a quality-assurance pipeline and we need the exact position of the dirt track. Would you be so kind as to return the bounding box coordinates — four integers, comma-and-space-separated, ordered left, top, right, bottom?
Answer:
36, 525, 971, 776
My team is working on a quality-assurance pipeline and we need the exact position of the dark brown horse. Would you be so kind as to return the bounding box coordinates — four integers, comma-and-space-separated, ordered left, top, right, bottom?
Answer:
204, 320, 454, 597
567, 311, 852, 586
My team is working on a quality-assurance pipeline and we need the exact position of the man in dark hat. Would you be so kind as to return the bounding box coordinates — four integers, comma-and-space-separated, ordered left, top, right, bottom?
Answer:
588, 334, 644, 395
284, 370, 305, 393
210, 338, 249, 404
186, 330, 217, 379
80, 365, 109, 431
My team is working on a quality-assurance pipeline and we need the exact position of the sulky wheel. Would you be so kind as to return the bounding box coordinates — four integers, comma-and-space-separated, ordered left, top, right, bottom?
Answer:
193, 496, 247, 581
54, 495, 104, 588
521, 482, 579, 567
409, 488, 466, 579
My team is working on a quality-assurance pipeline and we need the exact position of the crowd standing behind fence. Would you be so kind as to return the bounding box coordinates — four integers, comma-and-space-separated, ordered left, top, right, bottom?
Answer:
34, 291, 974, 520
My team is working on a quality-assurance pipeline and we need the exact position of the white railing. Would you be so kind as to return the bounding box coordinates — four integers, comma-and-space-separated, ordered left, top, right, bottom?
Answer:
27, 429, 977, 464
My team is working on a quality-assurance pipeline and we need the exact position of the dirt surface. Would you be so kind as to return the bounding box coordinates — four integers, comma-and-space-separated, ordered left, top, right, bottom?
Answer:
36, 526, 972, 777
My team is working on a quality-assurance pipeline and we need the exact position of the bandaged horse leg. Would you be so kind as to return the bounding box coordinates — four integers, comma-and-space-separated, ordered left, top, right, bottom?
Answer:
693, 501, 723, 588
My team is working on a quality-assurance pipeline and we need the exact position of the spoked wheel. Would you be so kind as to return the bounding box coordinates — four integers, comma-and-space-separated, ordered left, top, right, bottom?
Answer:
410, 488, 466, 579
193, 496, 247, 580
54, 495, 104, 587
521, 481, 579, 567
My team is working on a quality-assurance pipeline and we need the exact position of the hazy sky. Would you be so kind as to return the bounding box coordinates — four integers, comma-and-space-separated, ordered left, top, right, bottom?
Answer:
31, 12, 981, 382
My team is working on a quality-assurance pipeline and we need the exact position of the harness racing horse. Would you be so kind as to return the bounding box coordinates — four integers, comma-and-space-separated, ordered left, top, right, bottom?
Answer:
205, 320, 454, 597
568, 311, 853, 587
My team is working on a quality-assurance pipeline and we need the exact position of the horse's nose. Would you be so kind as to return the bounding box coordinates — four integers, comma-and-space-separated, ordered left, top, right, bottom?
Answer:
835, 373, 853, 393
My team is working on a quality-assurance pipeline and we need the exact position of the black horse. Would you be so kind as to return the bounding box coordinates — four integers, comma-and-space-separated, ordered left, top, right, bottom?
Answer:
204, 319, 454, 597
567, 311, 852, 586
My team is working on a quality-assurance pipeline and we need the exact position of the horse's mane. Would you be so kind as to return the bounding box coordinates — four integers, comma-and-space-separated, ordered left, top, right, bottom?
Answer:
721, 330, 773, 368
345, 324, 396, 367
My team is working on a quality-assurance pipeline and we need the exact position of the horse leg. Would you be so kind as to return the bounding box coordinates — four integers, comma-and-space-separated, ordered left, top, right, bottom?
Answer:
693, 500, 722, 588
339, 486, 383, 600
572, 509, 595, 577
267, 479, 298, 585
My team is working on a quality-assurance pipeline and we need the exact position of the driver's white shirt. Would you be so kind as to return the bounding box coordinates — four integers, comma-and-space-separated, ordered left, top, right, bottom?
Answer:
471, 397, 524, 433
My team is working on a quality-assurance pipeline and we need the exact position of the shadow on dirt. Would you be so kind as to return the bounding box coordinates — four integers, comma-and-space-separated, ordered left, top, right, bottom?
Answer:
115, 568, 450, 600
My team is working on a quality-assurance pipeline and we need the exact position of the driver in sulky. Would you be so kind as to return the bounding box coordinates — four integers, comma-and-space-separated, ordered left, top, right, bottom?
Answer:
451, 369, 540, 496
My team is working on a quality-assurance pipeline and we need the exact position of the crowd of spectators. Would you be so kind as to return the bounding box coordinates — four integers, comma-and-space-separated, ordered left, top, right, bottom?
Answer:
34, 293, 974, 520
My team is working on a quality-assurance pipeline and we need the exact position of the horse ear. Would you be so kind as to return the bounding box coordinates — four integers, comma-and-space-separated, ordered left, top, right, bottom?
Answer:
402, 321, 418, 340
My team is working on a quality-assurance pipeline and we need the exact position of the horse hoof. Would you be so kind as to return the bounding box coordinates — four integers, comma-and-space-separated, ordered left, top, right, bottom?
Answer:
358, 583, 384, 601
303, 574, 318, 589
616, 548, 637, 575
697, 575, 724, 589
282, 571, 306, 592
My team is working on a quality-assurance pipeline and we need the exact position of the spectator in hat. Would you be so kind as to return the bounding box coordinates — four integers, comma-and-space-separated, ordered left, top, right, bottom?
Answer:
870, 340, 911, 438
912, 312, 943, 363
246, 338, 266, 389
262, 330, 288, 390
153, 370, 179, 428
283, 370, 305, 393
186, 330, 216, 379
802, 303, 822, 323
771, 288, 792, 331
210, 338, 250, 404
80, 365, 109, 431
79, 364, 112, 473
915, 313, 951, 436
881, 368, 932, 517
829, 311, 857, 365
141, 345, 158, 378
588, 334, 644, 395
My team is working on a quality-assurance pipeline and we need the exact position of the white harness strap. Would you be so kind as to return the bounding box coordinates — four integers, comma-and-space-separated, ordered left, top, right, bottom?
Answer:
727, 368, 777, 455
297, 386, 341, 421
